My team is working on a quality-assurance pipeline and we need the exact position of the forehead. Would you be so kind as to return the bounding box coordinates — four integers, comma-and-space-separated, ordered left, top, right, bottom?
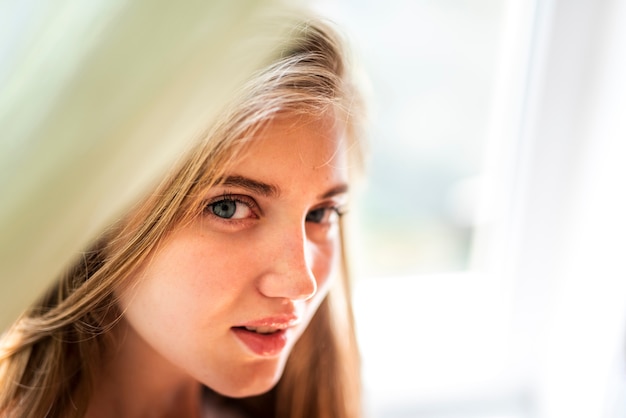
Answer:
235, 112, 349, 175
213, 112, 351, 202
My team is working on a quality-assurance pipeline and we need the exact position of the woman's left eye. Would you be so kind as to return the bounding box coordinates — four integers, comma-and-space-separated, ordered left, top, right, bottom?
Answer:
206, 197, 255, 220
306, 207, 342, 224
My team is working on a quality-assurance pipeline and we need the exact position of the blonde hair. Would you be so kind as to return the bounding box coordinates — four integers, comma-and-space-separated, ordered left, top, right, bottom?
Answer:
0, 18, 365, 418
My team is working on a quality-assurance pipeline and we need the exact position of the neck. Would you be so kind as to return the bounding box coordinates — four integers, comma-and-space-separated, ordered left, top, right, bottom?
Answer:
86, 319, 202, 418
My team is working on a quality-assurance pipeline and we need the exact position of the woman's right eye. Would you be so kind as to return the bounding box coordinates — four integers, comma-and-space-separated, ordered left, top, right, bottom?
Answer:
205, 196, 255, 220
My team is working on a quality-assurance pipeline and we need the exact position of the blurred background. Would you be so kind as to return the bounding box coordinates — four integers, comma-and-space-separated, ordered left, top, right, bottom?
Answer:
312, 0, 626, 417
2, 1, 625, 417
317, 0, 501, 277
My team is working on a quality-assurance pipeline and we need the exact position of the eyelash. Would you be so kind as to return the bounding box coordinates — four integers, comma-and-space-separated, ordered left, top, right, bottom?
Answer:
203, 194, 346, 225
305, 205, 346, 224
203, 194, 258, 221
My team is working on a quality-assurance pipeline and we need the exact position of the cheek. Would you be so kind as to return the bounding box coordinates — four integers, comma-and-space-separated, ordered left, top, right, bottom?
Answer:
119, 237, 236, 328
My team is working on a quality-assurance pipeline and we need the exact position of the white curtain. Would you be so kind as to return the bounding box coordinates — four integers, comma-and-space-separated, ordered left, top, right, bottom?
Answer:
477, 0, 626, 416
0, 0, 298, 330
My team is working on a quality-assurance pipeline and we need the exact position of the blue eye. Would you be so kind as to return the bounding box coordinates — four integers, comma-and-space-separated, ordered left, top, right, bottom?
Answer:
211, 200, 237, 219
306, 207, 341, 224
306, 208, 326, 223
205, 195, 256, 220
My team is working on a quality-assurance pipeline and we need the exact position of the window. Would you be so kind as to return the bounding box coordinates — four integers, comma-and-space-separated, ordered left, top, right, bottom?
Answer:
314, 0, 505, 277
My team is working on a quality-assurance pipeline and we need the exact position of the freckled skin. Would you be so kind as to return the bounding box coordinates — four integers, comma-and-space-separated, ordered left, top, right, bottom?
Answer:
115, 113, 350, 400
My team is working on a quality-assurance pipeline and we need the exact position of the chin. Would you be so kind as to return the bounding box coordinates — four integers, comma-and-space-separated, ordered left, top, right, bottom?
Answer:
208, 362, 285, 399
213, 379, 279, 399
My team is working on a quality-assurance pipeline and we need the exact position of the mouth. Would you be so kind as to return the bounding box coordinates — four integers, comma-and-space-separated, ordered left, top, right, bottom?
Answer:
231, 316, 300, 357
235, 325, 282, 335
231, 327, 289, 357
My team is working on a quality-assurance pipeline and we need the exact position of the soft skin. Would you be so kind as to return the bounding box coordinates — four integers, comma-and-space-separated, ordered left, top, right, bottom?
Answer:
90, 112, 350, 417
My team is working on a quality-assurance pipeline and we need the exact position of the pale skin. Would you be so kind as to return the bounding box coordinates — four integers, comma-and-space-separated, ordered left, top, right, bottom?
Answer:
86, 112, 351, 417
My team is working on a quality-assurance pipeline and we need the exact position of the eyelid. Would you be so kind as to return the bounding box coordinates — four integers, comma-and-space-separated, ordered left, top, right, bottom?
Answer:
307, 203, 348, 224
314, 196, 348, 213
206, 193, 256, 207
321, 205, 346, 217
204, 193, 260, 218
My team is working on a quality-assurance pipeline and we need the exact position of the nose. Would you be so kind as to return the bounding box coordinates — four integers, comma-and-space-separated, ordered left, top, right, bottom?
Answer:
257, 224, 317, 301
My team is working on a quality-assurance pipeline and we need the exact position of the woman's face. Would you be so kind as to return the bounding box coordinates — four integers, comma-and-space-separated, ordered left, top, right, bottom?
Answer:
117, 112, 350, 397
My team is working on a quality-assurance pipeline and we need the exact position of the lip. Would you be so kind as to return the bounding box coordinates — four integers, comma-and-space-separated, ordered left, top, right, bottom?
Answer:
232, 315, 301, 357
237, 315, 301, 329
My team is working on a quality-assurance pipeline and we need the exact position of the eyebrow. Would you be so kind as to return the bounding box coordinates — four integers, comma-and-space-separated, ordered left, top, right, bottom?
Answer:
218, 175, 349, 200
218, 175, 280, 198
319, 184, 349, 200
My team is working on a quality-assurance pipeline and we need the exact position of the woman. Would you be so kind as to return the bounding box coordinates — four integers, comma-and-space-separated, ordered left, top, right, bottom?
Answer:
0, 17, 366, 418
